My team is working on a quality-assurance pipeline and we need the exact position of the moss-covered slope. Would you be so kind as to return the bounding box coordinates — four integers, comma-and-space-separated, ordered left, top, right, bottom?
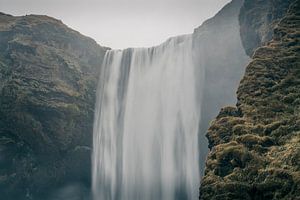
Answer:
200, 0, 300, 199
0, 13, 107, 199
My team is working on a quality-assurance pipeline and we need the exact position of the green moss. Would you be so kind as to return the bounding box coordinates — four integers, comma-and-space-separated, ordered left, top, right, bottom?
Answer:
232, 124, 251, 135
236, 134, 274, 148
201, 0, 300, 199
208, 142, 252, 177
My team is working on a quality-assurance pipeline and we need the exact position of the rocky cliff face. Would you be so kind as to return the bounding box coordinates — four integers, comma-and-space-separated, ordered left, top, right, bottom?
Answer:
0, 13, 107, 199
239, 0, 294, 56
200, 0, 300, 199
1, 0, 299, 199
192, 0, 250, 174
0, 3, 251, 198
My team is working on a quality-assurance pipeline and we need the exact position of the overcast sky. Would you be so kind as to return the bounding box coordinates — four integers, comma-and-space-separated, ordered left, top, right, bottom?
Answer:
0, 0, 231, 49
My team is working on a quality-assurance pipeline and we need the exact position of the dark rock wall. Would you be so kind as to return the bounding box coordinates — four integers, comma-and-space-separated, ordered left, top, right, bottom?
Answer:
200, 0, 300, 199
0, 13, 107, 199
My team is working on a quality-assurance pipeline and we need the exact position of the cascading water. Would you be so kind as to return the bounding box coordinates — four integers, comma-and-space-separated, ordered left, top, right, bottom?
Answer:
92, 34, 203, 200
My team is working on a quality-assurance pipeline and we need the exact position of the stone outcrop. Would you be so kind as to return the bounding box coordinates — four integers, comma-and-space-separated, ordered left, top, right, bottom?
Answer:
0, 13, 107, 199
200, 0, 300, 199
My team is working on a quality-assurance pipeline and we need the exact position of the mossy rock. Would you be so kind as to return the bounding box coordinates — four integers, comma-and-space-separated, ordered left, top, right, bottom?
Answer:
0, 13, 107, 199
201, 0, 300, 199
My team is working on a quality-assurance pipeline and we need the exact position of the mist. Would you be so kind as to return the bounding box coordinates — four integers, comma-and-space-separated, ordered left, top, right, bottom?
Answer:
0, 0, 231, 49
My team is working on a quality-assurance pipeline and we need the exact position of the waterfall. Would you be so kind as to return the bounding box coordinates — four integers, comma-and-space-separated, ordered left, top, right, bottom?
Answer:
92, 34, 203, 200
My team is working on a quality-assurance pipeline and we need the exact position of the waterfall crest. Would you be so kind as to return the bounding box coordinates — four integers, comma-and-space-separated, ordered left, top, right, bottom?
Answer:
92, 35, 202, 200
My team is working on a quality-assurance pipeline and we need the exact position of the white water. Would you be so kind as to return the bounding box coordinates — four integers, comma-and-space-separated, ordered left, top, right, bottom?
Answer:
92, 35, 203, 200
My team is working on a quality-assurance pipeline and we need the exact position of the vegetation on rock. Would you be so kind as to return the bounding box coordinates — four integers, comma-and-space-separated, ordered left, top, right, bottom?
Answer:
0, 13, 107, 199
200, 0, 300, 199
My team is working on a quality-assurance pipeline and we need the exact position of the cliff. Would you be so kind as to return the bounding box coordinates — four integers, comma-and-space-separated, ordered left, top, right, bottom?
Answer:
0, 3, 251, 198
1, 0, 299, 199
239, 0, 294, 56
200, 0, 300, 199
0, 13, 107, 199
192, 0, 250, 174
